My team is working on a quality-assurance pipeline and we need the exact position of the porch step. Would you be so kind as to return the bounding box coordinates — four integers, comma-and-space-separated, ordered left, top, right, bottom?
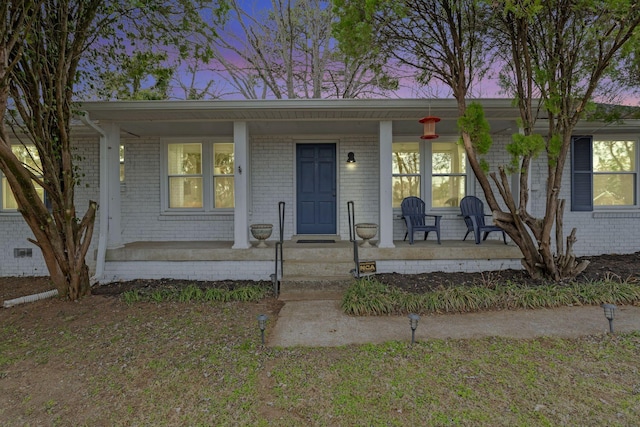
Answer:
282, 246, 353, 262
278, 278, 354, 301
283, 260, 355, 277
291, 235, 342, 242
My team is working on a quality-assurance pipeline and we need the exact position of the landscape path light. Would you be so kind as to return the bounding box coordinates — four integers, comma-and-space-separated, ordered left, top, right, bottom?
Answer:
257, 314, 268, 345
408, 313, 420, 345
601, 304, 616, 334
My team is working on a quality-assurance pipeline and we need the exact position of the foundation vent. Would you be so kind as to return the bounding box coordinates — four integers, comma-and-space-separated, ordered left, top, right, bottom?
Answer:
14, 248, 33, 258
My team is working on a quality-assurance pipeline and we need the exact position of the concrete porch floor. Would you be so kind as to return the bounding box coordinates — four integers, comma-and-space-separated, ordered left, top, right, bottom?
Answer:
105, 239, 522, 262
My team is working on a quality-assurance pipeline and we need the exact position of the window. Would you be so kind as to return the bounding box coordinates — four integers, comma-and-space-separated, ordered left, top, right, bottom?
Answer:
393, 140, 468, 209
392, 142, 420, 208
164, 140, 234, 211
168, 143, 203, 208
1, 144, 45, 211
213, 143, 235, 208
431, 141, 466, 208
571, 136, 638, 211
119, 144, 125, 182
593, 140, 636, 206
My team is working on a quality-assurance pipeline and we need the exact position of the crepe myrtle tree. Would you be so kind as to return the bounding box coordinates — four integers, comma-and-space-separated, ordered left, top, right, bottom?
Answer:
0, 0, 228, 300
484, 0, 640, 280
333, 0, 640, 280
0, 0, 94, 300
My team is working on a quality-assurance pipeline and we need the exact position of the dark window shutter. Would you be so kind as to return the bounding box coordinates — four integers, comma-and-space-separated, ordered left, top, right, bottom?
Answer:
571, 135, 593, 211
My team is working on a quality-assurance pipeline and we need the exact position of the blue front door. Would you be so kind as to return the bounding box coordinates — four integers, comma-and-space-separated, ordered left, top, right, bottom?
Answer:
296, 144, 337, 234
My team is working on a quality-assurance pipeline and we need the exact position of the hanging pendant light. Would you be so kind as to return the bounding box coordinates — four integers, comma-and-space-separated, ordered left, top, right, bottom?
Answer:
419, 116, 440, 140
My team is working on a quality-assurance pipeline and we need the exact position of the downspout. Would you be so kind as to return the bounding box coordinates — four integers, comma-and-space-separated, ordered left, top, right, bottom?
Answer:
79, 112, 108, 284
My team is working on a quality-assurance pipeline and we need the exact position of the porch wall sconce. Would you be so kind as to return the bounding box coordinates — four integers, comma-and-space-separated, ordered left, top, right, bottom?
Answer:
419, 116, 441, 140
346, 152, 356, 163
601, 303, 616, 333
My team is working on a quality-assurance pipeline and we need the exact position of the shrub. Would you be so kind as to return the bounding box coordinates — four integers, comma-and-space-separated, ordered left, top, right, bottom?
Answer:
120, 283, 269, 304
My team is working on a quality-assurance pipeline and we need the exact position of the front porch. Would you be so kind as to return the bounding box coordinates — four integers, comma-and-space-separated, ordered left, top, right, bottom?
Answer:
102, 239, 523, 283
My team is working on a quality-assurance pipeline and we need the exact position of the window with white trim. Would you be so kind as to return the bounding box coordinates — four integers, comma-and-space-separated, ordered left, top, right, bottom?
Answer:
119, 144, 125, 182
168, 142, 203, 208
393, 140, 469, 209
571, 136, 638, 211
213, 143, 235, 208
431, 141, 467, 208
164, 140, 235, 211
1, 144, 45, 211
593, 139, 636, 206
392, 142, 420, 208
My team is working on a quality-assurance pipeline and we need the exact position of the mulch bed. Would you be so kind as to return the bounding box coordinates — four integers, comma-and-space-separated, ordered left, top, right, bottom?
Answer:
1, 252, 639, 303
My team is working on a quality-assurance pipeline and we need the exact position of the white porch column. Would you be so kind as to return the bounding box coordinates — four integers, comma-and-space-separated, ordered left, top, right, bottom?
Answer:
378, 121, 395, 248
103, 123, 123, 249
232, 121, 251, 249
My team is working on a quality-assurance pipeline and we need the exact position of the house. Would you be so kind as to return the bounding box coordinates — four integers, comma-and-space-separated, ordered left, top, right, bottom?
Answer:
1, 99, 638, 282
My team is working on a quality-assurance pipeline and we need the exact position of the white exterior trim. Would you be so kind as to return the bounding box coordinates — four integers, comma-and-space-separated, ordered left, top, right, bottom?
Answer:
104, 122, 123, 249
233, 121, 251, 249
378, 121, 395, 248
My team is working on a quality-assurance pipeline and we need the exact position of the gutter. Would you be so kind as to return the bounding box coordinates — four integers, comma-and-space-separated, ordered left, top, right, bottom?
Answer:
78, 111, 108, 284
78, 98, 523, 121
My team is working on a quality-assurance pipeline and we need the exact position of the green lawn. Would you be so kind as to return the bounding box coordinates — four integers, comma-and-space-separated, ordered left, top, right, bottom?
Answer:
0, 297, 638, 426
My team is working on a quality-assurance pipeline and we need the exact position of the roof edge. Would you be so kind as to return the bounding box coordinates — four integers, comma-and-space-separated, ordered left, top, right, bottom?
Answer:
78, 98, 518, 113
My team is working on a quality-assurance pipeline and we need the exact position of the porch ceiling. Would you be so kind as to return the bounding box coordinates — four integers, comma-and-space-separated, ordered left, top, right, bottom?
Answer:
79, 98, 521, 138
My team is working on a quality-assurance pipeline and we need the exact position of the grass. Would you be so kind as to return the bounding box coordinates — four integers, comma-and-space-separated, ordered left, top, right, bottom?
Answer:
1, 275, 639, 425
342, 276, 640, 316
1, 296, 639, 426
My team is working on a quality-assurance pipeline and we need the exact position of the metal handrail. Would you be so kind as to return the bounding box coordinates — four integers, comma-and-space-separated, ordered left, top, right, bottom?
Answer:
347, 201, 360, 279
271, 201, 285, 298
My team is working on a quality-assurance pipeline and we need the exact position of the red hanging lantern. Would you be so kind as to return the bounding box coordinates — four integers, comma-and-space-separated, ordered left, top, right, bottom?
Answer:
419, 116, 440, 140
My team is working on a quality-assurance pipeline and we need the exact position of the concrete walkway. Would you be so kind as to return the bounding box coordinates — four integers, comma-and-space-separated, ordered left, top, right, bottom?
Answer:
269, 298, 640, 347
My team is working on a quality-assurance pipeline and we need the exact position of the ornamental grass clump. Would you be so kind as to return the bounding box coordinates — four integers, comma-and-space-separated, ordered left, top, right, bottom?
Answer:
229, 285, 267, 302
342, 276, 640, 316
341, 277, 402, 316
178, 284, 204, 302
122, 283, 268, 304
571, 280, 640, 305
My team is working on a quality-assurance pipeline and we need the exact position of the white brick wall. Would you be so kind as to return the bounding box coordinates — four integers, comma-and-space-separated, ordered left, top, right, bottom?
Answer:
250, 137, 295, 239
102, 260, 272, 282
339, 137, 379, 236
0, 218, 47, 276
120, 138, 234, 242
377, 259, 523, 274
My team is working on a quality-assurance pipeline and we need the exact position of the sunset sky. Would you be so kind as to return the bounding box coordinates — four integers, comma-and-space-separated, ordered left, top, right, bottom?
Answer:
164, 0, 639, 105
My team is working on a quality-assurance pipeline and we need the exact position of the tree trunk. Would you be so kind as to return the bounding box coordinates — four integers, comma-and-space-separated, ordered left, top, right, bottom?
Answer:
22, 198, 97, 300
